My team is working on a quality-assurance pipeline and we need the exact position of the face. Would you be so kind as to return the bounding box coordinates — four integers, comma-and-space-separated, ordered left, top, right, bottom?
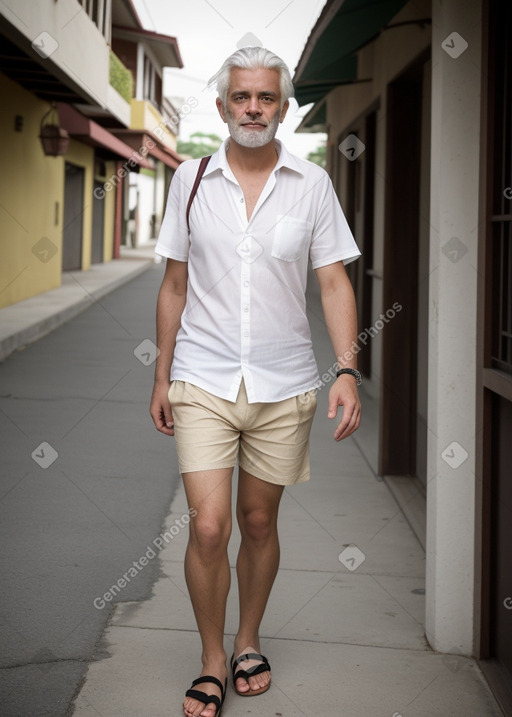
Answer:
216, 67, 290, 148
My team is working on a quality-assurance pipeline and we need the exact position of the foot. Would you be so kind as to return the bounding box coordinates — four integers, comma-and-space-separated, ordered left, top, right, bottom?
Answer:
231, 645, 271, 695
183, 664, 227, 717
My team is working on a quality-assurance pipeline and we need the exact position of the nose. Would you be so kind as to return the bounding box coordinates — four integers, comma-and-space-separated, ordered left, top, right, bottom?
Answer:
246, 96, 262, 116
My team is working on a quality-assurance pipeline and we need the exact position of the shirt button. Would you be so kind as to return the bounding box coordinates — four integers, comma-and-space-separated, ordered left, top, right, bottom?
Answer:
240, 197, 244, 203
244, 331, 249, 337
244, 306, 249, 312
243, 281, 249, 287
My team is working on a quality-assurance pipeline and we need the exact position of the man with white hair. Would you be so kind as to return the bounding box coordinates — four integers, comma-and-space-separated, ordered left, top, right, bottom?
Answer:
150, 46, 362, 717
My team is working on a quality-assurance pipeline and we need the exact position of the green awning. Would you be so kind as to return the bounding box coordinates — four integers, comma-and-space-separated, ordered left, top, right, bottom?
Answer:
293, 0, 409, 107
295, 99, 327, 134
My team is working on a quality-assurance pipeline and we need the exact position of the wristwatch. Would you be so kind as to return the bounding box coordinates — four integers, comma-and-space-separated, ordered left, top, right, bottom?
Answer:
336, 368, 362, 386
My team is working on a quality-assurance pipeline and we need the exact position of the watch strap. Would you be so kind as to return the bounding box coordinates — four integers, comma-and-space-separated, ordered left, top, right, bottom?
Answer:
336, 368, 362, 385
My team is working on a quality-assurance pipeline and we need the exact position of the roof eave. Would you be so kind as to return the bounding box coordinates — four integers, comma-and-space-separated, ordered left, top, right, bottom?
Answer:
112, 26, 184, 69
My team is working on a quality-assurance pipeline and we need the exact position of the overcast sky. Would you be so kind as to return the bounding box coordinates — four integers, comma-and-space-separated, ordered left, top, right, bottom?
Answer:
132, 0, 327, 158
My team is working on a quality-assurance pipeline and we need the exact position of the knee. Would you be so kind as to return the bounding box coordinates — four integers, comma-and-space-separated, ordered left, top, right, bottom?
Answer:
190, 514, 231, 555
239, 508, 276, 543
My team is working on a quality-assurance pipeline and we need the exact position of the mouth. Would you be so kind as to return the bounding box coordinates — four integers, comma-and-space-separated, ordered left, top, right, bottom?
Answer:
240, 122, 267, 129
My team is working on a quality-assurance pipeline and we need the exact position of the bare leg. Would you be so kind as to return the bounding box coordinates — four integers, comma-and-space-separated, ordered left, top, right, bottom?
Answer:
182, 467, 233, 717
233, 467, 284, 694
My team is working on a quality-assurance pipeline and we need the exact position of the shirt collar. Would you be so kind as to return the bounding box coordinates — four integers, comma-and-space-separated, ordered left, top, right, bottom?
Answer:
202, 138, 304, 178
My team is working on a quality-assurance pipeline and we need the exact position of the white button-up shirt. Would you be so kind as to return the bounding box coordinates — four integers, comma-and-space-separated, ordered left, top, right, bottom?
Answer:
155, 139, 360, 403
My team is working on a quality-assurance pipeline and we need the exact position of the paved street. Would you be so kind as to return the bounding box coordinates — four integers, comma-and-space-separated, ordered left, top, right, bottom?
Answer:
0, 264, 179, 716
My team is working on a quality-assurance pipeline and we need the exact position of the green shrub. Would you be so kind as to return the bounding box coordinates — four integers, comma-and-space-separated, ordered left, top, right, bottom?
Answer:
109, 50, 133, 103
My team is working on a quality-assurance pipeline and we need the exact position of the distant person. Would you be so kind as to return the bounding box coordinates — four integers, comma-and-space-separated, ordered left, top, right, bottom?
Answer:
150, 46, 361, 717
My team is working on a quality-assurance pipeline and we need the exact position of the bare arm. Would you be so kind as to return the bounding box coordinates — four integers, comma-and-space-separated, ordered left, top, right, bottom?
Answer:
314, 261, 361, 441
149, 258, 188, 436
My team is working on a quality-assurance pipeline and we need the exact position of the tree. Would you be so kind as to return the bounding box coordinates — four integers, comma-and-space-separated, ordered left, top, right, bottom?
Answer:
177, 132, 223, 159
307, 142, 326, 168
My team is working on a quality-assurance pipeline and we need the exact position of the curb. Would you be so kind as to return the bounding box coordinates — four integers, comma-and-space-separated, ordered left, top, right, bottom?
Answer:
0, 259, 153, 362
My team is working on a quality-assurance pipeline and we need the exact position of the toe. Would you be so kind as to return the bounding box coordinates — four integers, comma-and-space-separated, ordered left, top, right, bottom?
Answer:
248, 670, 270, 691
183, 700, 196, 717
184, 697, 211, 717
236, 676, 251, 693
200, 706, 216, 717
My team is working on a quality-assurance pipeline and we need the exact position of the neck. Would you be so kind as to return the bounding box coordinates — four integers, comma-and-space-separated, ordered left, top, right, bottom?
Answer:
226, 139, 279, 173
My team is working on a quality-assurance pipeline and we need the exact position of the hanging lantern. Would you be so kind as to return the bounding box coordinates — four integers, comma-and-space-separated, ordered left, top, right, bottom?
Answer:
39, 103, 69, 157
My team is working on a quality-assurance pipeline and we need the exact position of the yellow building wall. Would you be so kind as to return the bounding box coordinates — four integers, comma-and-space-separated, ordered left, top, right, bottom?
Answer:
130, 98, 177, 150
0, 73, 63, 308
0, 72, 99, 308
102, 160, 116, 261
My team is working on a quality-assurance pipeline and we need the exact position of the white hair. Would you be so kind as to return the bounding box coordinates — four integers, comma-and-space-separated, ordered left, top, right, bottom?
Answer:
207, 47, 294, 107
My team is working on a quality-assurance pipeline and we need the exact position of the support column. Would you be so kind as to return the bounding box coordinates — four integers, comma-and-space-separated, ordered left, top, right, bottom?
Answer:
426, 0, 483, 654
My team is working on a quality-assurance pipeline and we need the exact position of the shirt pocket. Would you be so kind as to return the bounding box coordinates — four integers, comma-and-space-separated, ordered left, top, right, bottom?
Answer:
271, 215, 313, 262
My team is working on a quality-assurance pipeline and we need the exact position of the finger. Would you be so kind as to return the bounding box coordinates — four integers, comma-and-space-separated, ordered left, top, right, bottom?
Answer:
159, 407, 175, 435
158, 420, 175, 436
150, 405, 175, 436
164, 406, 174, 430
327, 397, 338, 419
335, 405, 361, 441
334, 403, 356, 440
341, 407, 360, 440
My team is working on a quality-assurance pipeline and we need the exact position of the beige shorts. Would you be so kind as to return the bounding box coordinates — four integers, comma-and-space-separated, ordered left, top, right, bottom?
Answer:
168, 378, 317, 485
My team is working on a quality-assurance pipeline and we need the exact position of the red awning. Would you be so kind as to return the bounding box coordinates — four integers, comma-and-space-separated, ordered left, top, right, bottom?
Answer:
57, 104, 152, 169
112, 130, 182, 170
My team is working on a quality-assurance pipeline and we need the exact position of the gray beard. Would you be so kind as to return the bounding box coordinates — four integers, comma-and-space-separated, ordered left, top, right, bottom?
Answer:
226, 111, 280, 148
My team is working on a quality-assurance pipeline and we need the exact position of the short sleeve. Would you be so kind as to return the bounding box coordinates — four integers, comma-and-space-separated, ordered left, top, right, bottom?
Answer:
309, 175, 361, 269
154, 162, 191, 261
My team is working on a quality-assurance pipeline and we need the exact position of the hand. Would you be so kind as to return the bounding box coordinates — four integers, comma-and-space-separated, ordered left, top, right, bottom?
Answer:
149, 380, 174, 436
327, 375, 361, 441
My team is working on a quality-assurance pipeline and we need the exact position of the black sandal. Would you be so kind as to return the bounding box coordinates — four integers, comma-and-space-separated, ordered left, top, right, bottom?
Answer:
185, 675, 227, 716
230, 651, 271, 696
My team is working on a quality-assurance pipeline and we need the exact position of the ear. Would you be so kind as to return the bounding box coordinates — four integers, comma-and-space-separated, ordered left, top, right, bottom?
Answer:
279, 99, 290, 123
216, 97, 227, 123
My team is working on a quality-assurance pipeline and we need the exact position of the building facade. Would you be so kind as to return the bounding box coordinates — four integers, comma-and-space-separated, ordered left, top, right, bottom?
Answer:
0, 0, 184, 309
294, 0, 512, 711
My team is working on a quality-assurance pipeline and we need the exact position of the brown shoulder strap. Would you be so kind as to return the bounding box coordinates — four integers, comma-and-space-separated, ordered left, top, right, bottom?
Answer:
186, 155, 211, 234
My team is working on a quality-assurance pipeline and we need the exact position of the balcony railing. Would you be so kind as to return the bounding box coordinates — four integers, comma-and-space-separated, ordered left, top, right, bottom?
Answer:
80, 0, 112, 43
